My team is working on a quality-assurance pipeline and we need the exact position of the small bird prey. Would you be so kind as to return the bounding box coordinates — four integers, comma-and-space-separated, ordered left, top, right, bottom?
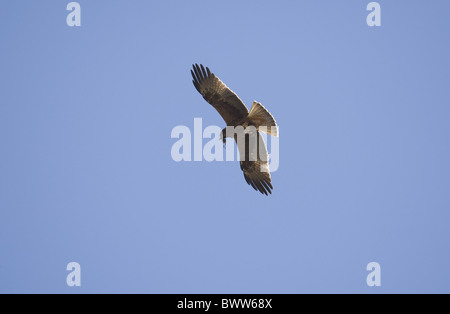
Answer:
191, 64, 278, 195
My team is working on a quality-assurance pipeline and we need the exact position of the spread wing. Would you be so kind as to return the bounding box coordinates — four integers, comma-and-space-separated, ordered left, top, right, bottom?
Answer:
191, 64, 249, 125
236, 128, 273, 195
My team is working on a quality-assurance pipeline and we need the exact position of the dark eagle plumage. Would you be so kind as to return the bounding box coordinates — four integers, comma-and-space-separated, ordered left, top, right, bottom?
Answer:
191, 64, 278, 195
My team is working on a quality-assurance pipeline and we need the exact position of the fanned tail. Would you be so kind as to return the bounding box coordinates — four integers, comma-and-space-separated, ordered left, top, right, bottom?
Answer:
248, 101, 278, 137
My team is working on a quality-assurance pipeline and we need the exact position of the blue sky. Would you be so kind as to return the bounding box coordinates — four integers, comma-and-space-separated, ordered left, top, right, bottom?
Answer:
1, 1, 449, 293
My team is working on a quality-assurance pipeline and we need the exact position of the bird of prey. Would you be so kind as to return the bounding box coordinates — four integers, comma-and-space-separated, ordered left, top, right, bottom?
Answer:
191, 64, 278, 195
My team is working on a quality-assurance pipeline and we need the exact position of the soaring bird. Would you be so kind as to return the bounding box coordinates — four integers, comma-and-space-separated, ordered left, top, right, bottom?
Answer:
191, 64, 278, 195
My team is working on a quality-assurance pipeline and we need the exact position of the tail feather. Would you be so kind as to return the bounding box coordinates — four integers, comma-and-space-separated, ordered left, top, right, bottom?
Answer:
248, 101, 278, 137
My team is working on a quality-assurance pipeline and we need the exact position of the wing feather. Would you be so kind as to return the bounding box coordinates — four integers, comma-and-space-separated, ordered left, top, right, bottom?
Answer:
191, 64, 249, 125
236, 128, 273, 195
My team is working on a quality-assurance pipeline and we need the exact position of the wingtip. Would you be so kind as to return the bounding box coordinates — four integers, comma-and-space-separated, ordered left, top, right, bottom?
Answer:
191, 63, 212, 78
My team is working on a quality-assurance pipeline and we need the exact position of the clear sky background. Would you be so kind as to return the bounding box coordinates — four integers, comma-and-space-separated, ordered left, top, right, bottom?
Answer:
1, 1, 449, 293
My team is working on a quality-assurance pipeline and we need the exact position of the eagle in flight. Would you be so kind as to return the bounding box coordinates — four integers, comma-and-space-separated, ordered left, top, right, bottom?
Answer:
191, 64, 278, 195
